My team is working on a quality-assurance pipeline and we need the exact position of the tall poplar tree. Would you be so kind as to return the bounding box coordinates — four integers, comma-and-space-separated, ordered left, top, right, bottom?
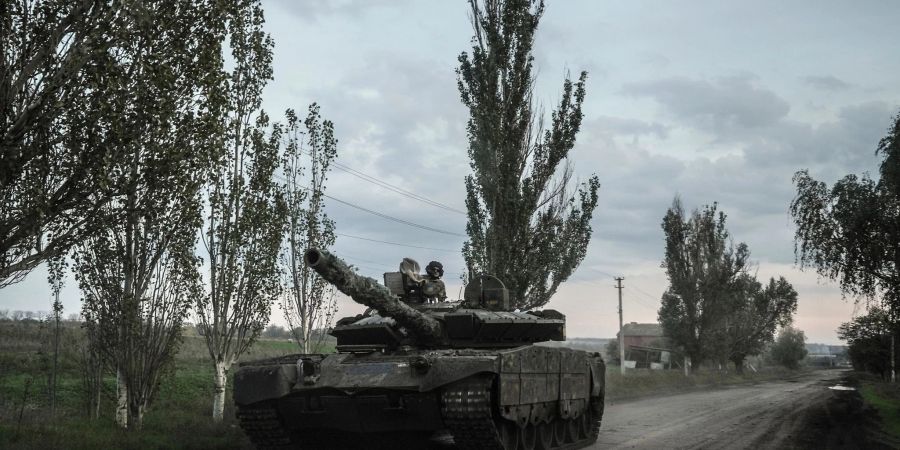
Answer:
280, 104, 338, 353
196, 0, 287, 423
73, 0, 224, 429
457, 0, 600, 310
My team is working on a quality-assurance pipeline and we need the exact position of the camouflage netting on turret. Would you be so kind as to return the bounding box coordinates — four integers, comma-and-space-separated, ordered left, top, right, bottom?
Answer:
305, 248, 443, 340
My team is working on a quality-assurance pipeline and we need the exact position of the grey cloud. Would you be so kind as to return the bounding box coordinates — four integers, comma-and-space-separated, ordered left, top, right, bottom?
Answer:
743, 101, 894, 177
802, 75, 852, 91
587, 115, 670, 139
622, 75, 790, 132
267, 0, 404, 22
285, 53, 472, 276
576, 97, 896, 270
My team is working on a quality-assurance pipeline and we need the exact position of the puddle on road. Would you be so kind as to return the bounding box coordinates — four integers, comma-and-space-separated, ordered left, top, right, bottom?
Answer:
828, 385, 856, 391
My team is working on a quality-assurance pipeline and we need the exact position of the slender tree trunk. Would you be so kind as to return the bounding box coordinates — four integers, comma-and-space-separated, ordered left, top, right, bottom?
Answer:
213, 360, 229, 423
51, 305, 60, 416
732, 357, 745, 375
129, 401, 145, 430
116, 367, 128, 428
892, 332, 896, 383
92, 384, 101, 420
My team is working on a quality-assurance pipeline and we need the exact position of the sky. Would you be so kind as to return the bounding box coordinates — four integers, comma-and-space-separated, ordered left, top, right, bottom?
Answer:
3, 0, 900, 344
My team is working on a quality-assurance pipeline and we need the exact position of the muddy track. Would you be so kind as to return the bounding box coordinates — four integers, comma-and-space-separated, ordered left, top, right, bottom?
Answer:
592, 369, 895, 450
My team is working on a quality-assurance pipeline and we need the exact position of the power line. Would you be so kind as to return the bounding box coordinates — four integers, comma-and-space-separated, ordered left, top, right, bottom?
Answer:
297, 148, 466, 215
274, 174, 465, 237
336, 233, 458, 253
324, 194, 465, 237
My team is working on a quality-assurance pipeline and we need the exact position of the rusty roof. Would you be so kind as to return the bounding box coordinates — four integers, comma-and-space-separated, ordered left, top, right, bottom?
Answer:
620, 322, 663, 337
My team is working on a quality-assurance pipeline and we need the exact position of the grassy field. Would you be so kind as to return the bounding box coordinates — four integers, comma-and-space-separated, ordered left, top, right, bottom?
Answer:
0, 320, 321, 449
858, 373, 900, 439
604, 364, 806, 401
0, 319, 810, 449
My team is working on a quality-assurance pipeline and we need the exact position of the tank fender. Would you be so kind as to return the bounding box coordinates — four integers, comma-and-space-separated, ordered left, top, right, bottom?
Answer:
233, 363, 298, 406
419, 355, 500, 392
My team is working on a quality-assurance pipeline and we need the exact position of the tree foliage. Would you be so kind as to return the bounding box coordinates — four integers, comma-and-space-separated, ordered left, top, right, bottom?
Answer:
279, 104, 338, 354
768, 327, 808, 370
714, 275, 798, 372
0, 1, 123, 286
659, 199, 748, 369
457, 0, 600, 310
790, 112, 900, 313
71, 0, 223, 429
195, 0, 286, 423
659, 198, 797, 372
838, 307, 897, 378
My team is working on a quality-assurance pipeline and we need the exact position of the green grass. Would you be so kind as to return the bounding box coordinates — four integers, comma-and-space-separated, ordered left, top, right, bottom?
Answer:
604, 365, 804, 401
0, 320, 324, 450
859, 377, 900, 439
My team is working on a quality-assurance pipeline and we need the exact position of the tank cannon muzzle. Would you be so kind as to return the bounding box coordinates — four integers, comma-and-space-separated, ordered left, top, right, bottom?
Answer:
304, 248, 324, 267
304, 248, 442, 341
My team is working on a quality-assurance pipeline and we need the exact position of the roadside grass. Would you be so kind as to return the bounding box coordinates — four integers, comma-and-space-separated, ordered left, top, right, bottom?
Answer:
0, 320, 324, 450
857, 373, 900, 439
605, 365, 806, 401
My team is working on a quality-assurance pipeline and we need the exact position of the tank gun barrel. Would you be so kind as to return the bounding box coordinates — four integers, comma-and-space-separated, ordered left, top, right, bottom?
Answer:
304, 248, 442, 340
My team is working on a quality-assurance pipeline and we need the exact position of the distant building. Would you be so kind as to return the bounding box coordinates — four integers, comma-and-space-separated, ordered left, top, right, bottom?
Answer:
617, 322, 668, 349
617, 322, 678, 369
806, 343, 849, 367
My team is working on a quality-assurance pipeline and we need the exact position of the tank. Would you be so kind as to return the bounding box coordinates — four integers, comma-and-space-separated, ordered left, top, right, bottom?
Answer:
234, 249, 605, 449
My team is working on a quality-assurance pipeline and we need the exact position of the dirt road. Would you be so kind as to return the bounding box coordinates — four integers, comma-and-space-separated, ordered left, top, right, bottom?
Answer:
592, 369, 890, 449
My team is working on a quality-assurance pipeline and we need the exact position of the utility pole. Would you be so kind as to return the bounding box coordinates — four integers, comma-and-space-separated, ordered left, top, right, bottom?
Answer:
615, 277, 625, 375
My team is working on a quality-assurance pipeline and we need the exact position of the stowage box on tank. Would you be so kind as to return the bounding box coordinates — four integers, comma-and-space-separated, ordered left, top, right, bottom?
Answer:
234, 249, 605, 449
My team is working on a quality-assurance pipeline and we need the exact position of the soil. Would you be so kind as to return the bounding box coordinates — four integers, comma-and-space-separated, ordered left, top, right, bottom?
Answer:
592, 369, 900, 449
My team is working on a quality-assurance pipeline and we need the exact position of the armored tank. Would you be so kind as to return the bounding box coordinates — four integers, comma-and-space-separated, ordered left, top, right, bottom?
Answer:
234, 249, 604, 449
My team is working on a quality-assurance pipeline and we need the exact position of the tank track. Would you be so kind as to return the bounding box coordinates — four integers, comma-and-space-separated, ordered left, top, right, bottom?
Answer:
441, 376, 506, 449
237, 404, 358, 450
441, 376, 601, 450
235, 406, 293, 449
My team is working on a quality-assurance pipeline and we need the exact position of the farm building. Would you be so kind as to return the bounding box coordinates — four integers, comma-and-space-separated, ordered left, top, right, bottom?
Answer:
616, 322, 680, 369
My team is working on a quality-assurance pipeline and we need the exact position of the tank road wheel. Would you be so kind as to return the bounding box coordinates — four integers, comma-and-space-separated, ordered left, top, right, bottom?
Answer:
519, 424, 537, 450
498, 420, 520, 449
578, 408, 593, 440
566, 417, 580, 443
552, 418, 568, 446
536, 422, 553, 450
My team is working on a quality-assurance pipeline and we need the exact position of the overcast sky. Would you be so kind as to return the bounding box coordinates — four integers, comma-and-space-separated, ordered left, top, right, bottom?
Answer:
4, 0, 900, 344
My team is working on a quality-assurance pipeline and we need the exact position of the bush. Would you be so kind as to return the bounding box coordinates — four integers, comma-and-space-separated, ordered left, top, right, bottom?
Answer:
768, 327, 807, 369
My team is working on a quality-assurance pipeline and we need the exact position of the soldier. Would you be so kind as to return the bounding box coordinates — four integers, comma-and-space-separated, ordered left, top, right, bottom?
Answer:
423, 261, 447, 303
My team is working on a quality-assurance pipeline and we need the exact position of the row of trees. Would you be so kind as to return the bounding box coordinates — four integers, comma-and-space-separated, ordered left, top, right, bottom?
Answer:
1, 0, 338, 429
0, 310, 80, 322
658, 199, 799, 373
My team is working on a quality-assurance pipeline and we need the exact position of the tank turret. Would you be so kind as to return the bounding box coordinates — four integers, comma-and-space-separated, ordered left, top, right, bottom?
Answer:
305, 247, 565, 352
304, 248, 442, 340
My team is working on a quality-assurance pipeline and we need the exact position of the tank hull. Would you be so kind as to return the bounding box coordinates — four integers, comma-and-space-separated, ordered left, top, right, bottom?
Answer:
235, 345, 604, 449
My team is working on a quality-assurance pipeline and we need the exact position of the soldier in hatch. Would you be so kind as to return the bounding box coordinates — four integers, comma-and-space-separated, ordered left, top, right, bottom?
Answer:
422, 261, 447, 303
